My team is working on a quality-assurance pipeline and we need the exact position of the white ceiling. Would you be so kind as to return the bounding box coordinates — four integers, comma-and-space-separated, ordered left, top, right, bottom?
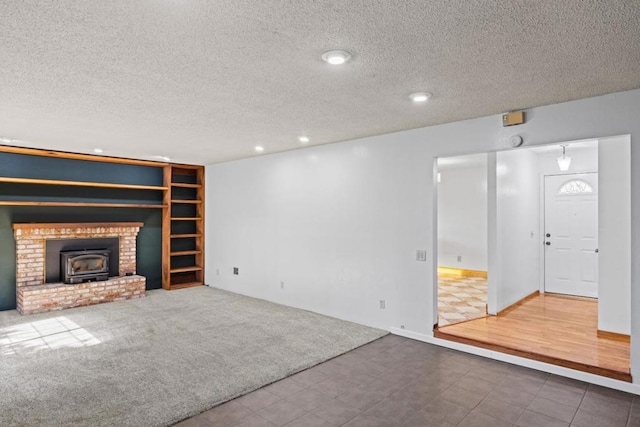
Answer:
1, 1, 639, 165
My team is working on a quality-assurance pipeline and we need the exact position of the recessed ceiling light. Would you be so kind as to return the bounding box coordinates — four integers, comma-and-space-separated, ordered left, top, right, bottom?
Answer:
152, 155, 171, 161
298, 136, 310, 143
321, 50, 352, 65
255, 146, 264, 152
409, 92, 432, 103
0, 137, 14, 144
93, 148, 103, 154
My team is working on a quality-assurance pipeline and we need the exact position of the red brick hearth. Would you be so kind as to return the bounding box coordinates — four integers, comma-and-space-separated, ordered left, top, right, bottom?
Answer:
13, 222, 146, 314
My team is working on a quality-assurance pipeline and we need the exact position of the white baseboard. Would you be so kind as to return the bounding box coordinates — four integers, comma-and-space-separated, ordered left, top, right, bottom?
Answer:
389, 327, 640, 395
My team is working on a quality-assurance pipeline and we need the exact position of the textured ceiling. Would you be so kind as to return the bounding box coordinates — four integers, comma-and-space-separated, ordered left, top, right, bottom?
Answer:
1, 1, 639, 165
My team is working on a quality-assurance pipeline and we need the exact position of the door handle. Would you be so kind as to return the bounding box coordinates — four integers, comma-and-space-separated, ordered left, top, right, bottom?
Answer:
545, 242, 551, 246
546, 233, 551, 238
595, 248, 599, 253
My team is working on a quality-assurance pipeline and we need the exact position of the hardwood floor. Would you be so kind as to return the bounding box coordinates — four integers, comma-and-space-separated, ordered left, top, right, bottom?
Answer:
434, 293, 631, 382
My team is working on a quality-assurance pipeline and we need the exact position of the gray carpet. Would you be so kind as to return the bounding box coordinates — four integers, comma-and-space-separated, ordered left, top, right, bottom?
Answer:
0, 287, 387, 427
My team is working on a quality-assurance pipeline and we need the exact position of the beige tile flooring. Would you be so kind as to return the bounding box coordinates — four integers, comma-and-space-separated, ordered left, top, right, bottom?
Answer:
438, 273, 487, 326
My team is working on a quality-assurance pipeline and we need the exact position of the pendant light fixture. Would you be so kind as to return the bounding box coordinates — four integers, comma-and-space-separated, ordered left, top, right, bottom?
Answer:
557, 144, 571, 171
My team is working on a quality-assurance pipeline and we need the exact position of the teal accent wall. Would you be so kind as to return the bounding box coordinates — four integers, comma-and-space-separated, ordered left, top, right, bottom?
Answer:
0, 207, 162, 311
0, 152, 165, 311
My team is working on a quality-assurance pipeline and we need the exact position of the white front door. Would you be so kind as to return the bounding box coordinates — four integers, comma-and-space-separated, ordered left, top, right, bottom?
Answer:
544, 173, 598, 298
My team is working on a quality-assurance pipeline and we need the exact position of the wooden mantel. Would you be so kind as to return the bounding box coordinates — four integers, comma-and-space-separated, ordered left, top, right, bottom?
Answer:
13, 222, 145, 230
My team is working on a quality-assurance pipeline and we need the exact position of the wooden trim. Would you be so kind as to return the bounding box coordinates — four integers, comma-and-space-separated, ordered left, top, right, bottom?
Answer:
196, 166, 205, 285
597, 330, 631, 343
171, 183, 202, 188
0, 202, 166, 209
170, 266, 203, 273
437, 266, 488, 278
161, 166, 172, 290
170, 217, 202, 221
0, 144, 168, 167
0, 177, 167, 191
170, 199, 202, 204
497, 291, 540, 316
433, 328, 632, 382
169, 163, 204, 170
169, 282, 203, 290
170, 233, 201, 238
13, 222, 144, 230
170, 250, 202, 256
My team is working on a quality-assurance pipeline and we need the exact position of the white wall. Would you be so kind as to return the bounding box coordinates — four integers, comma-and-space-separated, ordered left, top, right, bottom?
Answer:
206, 88, 640, 382
437, 163, 487, 271
205, 141, 428, 330
598, 136, 631, 334
492, 149, 540, 312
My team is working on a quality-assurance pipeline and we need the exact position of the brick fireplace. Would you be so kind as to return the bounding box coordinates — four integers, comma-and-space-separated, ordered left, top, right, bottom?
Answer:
13, 222, 146, 314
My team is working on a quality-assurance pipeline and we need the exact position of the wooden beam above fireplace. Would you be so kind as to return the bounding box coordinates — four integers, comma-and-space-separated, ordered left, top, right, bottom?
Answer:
13, 222, 145, 230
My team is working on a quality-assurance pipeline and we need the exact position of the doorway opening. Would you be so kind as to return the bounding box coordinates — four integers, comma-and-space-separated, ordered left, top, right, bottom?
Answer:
436, 153, 488, 326
544, 172, 598, 298
434, 136, 631, 381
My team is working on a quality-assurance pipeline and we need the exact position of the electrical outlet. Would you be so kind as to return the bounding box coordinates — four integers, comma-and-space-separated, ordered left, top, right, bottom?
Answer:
280, 281, 284, 289
233, 267, 239, 275
457, 255, 462, 262
379, 299, 386, 309
416, 250, 427, 261
400, 325, 405, 329
216, 269, 220, 275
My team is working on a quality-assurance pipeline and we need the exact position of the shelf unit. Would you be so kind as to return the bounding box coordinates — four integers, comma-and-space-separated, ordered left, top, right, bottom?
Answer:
0, 144, 206, 292
0, 176, 168, 191
162, 164, 205, 290
0, 201, 167, 208
0, 146, 168, 209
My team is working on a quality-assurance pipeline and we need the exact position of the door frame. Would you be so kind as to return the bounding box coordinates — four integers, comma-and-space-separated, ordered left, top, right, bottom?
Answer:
538, 171, 598, 294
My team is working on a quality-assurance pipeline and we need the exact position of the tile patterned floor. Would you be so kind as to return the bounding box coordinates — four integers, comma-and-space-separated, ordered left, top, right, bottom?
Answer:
175, 334, 640, 427
438, 274, 487, 326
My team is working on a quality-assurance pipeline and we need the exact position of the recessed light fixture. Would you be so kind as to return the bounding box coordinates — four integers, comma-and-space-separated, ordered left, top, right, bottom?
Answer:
255, 146, 264, 152
0, 137, 14, 144
409, 92, 432, 103
321, 50, 351, 65
152, 155, 171, 162
298, 136, 310, 143
93, 148, 103, 154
